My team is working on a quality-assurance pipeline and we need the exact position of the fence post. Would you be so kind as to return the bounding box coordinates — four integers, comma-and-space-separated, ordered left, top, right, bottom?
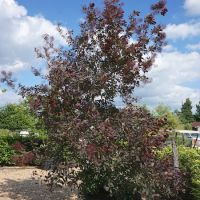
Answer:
172, 139, 179, 169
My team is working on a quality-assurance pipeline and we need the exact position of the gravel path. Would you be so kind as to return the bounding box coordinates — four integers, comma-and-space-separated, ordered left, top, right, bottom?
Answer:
0, 167, 78, 200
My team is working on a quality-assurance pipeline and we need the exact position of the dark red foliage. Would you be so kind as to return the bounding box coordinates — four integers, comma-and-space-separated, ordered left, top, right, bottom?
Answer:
0, 71, 15, 88
11, 141, 36, 166
12, 141, 25, 152
0, 0, 186, 199
12, 152, 35, 166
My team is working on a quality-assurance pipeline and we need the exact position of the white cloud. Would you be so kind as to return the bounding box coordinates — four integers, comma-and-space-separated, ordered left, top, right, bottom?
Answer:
136, 51, 200, 110
0, 0, 68, 105
0, 60, 25, 72
184, 0, 200, 16
0, 0, 67, 73
0, 90, 22, 107
163, 45, 177, 52
187, 43, 200, 50
0, 0, 27, 18
165, 22, 200, 40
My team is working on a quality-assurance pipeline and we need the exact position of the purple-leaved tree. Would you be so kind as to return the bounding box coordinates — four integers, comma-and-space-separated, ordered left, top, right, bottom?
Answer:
1, 0, 186, 199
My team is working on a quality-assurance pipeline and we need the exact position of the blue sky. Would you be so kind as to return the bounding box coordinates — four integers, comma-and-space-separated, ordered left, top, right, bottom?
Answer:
16, 0, 186, 33
0, 0, 200, 111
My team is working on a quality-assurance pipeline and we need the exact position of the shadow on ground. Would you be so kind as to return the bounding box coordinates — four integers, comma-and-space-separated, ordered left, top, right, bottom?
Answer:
0, 178, 77, 200
0, 168, 116, 200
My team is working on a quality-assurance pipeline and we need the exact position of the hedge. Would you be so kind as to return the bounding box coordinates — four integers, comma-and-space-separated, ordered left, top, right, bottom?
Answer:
158, 146, 200, 200
0, 130, 46, 166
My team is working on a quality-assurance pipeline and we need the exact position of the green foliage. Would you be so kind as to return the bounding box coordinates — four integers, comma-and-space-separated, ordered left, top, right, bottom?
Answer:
0, 129, 15, 136
178, 147, 200, 200
183, 123, 192, 130
0, 103, 38, 131
194, 101, 200, 122
154, 104, 184, 129
0, 140, 14, 166
79, 166, 107, 196
0, 133, 45, 150
0, 133, 46, 166
40, 140, 72, 165
180, 98, 194, 126
159, 146, 200, 200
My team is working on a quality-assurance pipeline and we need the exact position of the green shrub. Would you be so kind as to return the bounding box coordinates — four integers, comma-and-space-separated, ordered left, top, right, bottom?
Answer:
0, 133, 46, 166
0, 129, 15, 136
178, 147, 200, 200
0, 140, 14, 166
0, 133, 45, 149
159, 146, 200, 200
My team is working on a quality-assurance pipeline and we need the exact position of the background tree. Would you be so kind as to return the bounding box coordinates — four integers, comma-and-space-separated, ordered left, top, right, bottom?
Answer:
0, 102, 40, 132
180, 98, 194, 129
1, 0, 185, 199
154, 104, 183, 129
194, 101, 200, 121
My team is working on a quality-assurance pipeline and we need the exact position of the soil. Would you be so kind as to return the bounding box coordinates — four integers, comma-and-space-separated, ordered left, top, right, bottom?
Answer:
0, 167, 78, 200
